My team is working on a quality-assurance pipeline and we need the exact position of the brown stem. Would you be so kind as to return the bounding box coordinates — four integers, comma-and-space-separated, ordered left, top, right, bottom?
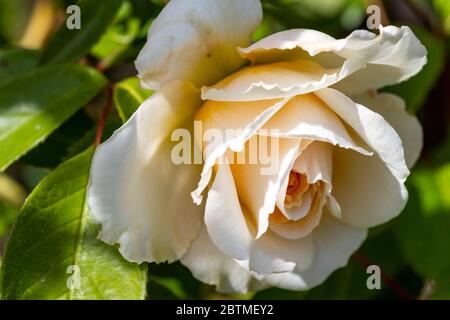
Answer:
96, 60, 107, 73
352, 252, 417, 300
94, 85, 114, 146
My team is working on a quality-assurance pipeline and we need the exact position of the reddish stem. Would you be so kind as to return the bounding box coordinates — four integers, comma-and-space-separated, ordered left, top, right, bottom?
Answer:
352, 252, 416, 300
94, 85, 113, 146
96, 61, 107, 73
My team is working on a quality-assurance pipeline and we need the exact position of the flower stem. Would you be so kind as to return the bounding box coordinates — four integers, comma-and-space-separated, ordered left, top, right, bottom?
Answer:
94, 85, 114, 146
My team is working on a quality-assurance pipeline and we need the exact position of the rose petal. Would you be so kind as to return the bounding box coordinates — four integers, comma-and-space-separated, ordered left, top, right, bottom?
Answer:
201, 58, 364, 101
269, 199, 325, 240
204, 162, 254, 261
263, 214, 367, 291
230, 138, 300, 237
333, 26, 427, 94
315, 88, 410, 227
273, 141, 333, 225
292, 141, 333, 185
88, 82, 203, 263
351, 92, 423, 168
238, 26, 426, 95
180, 225, 264, 294
136, 0, 262, 90
191, 97, 293, 205
249, 230, 314, 275
204, 163, 315, 275
261, 94, 371, 156
332, 147, 408, 229
239, 28, 345, 62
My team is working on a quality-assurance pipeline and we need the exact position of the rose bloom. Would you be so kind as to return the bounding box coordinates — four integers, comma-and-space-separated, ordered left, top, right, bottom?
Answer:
88, 0, 426, 293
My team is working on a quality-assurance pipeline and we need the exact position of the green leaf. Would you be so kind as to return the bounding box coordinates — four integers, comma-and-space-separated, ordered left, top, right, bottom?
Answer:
0, 148, 147, 300
430, 279, 450, 299
114, 77, 152, 123
0, 64, 106, 171
0, 0, 30, 42
40, 0, 124, 64
433, 0, 450, 34
147, 275, 190, 300
384, 26, 446, 114
91, 1, 141, 69
65, 117, 122, 160
148, 262, 206, 300
19, 110, 95, 168
0, 48, 39, 85
393, 164, 450, 282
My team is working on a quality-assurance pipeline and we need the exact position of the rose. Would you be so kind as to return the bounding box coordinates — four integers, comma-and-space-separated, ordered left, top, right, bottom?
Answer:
88, 0, 426, 293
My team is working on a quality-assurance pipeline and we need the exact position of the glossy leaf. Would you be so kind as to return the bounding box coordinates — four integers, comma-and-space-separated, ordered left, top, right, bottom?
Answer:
0, 64, 106, 171
40, 0, 123, 64
91, 1, 141, 69
19, 110, 95, 168
0, 48, 39, 85
0, 148, 147, 299
393, 164, 450, 283
148, 262, 206, 300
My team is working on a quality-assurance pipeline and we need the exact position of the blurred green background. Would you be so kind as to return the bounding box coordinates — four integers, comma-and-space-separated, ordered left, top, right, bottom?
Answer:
0, 0, 449, 300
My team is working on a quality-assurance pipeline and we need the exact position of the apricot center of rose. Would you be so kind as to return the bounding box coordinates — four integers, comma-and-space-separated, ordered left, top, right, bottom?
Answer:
286, 171, 301, 195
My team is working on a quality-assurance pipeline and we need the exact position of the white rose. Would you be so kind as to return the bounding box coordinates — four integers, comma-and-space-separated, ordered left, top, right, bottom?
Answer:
88, 0, 426, 293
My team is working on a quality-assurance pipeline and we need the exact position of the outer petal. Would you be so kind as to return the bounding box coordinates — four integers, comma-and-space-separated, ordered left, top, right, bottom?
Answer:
333, 26, 427, 94
135, 0, 262, 90
239, 28, 345, 62
202, 58, 364, 101
351, 92, 423, 168
180, 225, 264, 294
315, 88, 410, 228
183, 215, 365, 293
249, 230, 314, 276
88, 82, 203, 263
263, 214, 367, 291
239, 26, 427, 95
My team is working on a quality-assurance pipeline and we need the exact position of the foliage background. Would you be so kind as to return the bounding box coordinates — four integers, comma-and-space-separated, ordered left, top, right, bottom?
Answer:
0, 0, 449, 300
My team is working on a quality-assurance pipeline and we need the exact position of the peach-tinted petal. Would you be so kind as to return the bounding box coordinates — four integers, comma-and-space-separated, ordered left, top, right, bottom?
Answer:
191, 97, 293, 205
202, 58, 364, 101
